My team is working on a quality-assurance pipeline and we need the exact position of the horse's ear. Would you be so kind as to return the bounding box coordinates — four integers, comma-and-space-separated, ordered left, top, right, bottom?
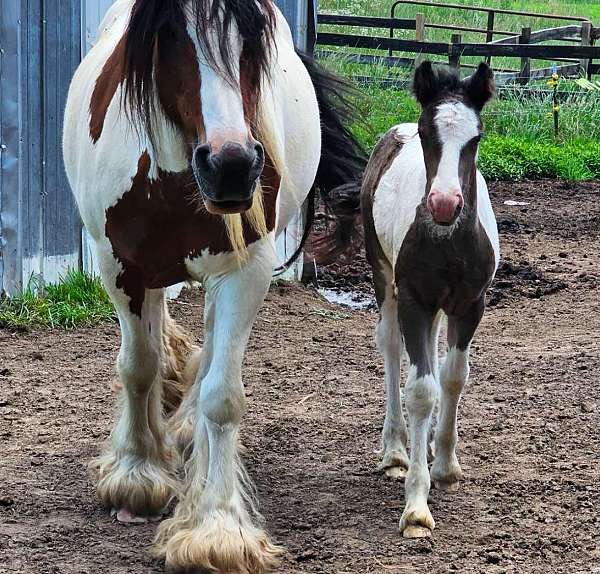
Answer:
463, 62, 495, 111
412, 61, 438, 107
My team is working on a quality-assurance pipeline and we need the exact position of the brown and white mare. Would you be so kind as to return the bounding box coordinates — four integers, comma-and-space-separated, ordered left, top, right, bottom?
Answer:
63, 1, 364, 572
361, 61, 500, 538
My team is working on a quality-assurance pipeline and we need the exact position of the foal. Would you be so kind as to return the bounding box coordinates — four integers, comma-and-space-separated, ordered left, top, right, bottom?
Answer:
361, 61, 500, 537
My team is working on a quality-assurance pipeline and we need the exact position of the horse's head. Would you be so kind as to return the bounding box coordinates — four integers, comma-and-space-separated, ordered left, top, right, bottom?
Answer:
412, 61, 494, 226
124, 0, 276, 215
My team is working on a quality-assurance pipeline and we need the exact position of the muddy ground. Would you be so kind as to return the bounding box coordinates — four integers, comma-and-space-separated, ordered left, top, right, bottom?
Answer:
1, 179, 599, 574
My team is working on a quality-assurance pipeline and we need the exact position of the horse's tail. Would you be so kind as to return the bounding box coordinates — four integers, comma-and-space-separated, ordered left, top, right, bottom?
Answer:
275, 52, 367, 272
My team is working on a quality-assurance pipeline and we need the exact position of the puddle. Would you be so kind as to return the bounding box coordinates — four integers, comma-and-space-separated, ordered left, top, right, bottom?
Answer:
319, 288, 375, 310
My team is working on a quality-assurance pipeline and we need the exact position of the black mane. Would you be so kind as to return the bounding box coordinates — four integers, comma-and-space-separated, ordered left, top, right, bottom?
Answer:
123, 0, 276, 134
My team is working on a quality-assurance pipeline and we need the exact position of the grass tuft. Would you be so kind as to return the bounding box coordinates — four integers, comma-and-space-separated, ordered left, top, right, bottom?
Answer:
0, 270, 115, 330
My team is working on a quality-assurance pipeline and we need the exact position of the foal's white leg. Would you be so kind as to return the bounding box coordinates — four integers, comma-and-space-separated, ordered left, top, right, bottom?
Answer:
376, 286, 409, 478
427, 312, 443, 462
431, 301, 484, 491
92, 252, 176, 522
156, 237, 281, 574
430, 345, 468, 491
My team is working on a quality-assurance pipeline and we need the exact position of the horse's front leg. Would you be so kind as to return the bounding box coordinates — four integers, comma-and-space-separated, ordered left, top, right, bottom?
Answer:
92, 251, 178, 523
155, 237, 281, 574
397, 296, 439, 538
431, 299, 485, 491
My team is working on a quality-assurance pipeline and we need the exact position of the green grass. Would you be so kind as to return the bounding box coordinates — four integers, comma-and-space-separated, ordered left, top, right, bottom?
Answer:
0, 270, 115, 330
342, 70, 600, 180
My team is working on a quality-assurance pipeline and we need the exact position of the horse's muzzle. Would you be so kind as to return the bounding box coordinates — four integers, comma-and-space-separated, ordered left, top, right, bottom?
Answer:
192, 141, 265, 214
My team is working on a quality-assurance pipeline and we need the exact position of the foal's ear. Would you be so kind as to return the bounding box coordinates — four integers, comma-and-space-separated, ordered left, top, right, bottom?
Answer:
463, 62, 495, 111
412, 61, 439, 107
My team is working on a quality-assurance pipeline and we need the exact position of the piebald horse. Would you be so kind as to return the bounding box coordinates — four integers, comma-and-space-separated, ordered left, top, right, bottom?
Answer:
361, 62, 499, 538
63, 1, 364, 572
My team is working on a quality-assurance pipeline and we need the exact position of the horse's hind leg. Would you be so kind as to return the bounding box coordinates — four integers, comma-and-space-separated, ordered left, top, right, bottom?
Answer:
431, 299, 484, 492
155, 237, 281, 574
91, 254, 178, 522
376, 276, 410, 478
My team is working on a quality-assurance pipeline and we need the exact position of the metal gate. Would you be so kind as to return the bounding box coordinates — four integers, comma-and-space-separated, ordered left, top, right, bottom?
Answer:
0, 1, 81, 295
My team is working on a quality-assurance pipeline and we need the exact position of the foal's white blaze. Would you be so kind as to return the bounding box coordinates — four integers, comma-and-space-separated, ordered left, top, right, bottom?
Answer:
431, 102, 480, 194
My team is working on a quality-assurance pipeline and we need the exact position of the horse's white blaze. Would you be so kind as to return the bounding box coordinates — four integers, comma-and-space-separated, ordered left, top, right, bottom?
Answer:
189, 22, 248, 149
431, 102, 480, 195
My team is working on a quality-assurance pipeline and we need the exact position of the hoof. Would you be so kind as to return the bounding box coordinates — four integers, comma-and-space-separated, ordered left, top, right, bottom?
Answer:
433, 479, 461, 492
377, 450, 409, 479
91, 452, 177, 518
430, 456, 463, 492
155, 508, 282, 574
384, 466, 407, 479
403, 525, 433, 539
112, 507, 163, 524
399, 505, 435, 539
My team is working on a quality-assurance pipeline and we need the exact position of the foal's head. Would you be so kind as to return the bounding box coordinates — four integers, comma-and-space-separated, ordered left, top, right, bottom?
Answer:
124, 0, 276, 215
412, 61, 494, 226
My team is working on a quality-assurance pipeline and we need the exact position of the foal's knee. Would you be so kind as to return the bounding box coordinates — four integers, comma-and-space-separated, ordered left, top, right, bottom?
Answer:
405, 371, 438, 418
440, 348, 469, 394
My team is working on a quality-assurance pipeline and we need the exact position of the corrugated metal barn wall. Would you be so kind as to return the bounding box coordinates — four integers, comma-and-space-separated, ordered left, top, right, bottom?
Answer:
0, 1, 81, 295
0, 0, 315, 295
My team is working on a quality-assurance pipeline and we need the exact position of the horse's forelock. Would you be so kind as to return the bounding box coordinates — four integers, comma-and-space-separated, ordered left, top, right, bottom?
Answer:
123, 0, 276, 138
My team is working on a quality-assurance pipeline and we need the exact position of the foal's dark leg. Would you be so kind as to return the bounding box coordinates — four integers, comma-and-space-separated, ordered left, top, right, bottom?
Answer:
431, 298, 485, 491
397, 295, 439, 538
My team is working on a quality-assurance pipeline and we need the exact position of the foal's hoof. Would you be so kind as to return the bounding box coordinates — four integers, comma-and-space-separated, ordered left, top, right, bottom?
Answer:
433, 479, 461, 492
403, 525, 433, 539
399, 506, 435, 539
378, 450, 409, 479
384, 465, 407, 479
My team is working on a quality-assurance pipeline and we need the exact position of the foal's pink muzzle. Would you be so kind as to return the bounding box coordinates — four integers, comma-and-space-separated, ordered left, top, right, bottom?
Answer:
427, 189, 464, 225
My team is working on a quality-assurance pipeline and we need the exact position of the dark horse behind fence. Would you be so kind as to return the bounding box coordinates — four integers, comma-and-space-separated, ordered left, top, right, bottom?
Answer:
63, 1, 365, 572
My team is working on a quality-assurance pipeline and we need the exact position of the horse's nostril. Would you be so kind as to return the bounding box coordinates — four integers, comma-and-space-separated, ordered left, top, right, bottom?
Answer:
193, 144, 212, 173
253, 142, 264, 161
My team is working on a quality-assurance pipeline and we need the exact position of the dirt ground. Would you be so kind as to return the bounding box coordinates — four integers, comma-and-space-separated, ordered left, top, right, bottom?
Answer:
1, 179, 599, 574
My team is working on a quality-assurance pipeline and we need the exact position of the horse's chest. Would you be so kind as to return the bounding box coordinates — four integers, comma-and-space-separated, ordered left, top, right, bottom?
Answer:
105, 157, 274, 289
395, 222, 495, 314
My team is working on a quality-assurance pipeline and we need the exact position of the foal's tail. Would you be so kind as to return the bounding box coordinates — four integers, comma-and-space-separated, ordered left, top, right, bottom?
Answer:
275, 52, 367, 271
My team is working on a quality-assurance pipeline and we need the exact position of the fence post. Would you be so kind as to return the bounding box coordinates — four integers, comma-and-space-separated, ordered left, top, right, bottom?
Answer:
485, 11, 495, 66
449, 33, 461, 73
414, 12, 426, 68
519, 26, 531, 85
580, 21, 592, 80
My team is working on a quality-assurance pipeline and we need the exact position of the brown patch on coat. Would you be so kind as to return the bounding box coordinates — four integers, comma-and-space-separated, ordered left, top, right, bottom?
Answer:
89, 26, 206, 145
155, 25, 205, 143
394, 173, 495, 375
89, 37, 126, 143
105, 152, 280, 317
239, 43, 261, 126
360, 128, 406, 307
